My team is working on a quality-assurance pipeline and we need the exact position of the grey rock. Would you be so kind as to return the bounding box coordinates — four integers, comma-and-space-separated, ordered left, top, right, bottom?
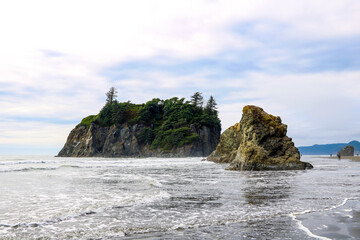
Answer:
58, 123, 220, 158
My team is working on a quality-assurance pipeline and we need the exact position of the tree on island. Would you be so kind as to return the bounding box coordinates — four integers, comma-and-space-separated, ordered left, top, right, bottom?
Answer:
80, 91, 221, 150
106, 87, 118, 104
190, 92, 204, 108
205, 95, 217, 115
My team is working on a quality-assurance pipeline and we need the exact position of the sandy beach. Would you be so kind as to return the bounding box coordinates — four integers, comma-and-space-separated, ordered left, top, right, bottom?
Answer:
322, 156, 360, 161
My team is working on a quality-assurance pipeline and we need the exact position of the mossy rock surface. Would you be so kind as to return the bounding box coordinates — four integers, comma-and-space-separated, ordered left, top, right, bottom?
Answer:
208, 105, 313, 171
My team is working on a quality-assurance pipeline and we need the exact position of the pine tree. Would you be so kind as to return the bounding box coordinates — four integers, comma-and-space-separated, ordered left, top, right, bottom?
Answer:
190, 92, 204, 108
205, 96, 217, 115
106, 87, 118, 104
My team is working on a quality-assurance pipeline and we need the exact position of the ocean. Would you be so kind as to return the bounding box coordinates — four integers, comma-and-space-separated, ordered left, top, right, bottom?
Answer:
0, 155, 359, 239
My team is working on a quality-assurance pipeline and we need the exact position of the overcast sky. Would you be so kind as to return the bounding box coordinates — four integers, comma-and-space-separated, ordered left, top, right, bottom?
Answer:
1, 0, 359, 154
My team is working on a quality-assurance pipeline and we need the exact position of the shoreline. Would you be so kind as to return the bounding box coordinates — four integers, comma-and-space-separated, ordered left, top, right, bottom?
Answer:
319, 156, 360, 161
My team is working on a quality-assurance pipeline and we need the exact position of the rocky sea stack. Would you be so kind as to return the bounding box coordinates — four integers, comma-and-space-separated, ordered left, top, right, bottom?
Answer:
207, 105, 313, 170
58, 91, 221, 158
338, 145, 354, 156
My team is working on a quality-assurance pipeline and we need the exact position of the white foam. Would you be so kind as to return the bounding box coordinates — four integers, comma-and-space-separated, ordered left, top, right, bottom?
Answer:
290, 198, 354, 240
326, 198, 348, 211
289, 213, 331, 240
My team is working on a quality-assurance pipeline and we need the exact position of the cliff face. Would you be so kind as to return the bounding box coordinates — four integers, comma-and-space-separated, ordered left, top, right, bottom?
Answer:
58, 123, 220, 157
207, 105, 313, 170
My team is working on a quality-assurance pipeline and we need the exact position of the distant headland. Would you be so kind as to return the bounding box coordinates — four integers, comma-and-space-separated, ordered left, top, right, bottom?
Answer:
298, 140, 360, 155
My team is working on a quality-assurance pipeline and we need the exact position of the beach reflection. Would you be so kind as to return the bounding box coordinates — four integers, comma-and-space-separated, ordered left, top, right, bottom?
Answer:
242, 171, 296, 205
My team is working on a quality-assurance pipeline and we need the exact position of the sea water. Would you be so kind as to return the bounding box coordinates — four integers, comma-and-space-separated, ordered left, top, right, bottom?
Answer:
0, 156, 359, 239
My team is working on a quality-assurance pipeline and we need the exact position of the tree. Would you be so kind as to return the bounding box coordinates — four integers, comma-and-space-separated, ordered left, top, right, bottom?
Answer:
205, 96, 217, 115
106, 87, 118, 104
190, 92, 204, 108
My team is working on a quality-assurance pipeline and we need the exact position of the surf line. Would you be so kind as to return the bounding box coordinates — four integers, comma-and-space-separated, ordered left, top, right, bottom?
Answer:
289, 198, 353, 240
324, 197, 349, 211
289, 212, 330, 240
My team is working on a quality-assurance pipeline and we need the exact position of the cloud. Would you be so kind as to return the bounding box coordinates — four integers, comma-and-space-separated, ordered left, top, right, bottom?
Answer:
0, 54, 107, 120
2, 1, 359, 61
217, 71, 360, 145
0, 0, 359, 153
0, 120, 73, 148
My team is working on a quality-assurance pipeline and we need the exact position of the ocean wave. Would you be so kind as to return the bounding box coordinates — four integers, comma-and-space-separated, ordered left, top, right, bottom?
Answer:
0, 165, 85, 173
0, 210, 99, 231
0, 160, 51, 166
58, 165, 82, 169
0, 167, 58, 173
0, 189, 170, 233
102, 173, 164, 188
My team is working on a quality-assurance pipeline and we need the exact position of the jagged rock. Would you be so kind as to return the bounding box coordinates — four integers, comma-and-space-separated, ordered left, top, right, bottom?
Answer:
338, 145, 354, 156
207, 105, 313, 170
58, 123, 220, 158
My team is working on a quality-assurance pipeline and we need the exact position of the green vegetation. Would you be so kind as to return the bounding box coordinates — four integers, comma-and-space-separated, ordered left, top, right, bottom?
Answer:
80, 115, 98, 126
79, 87, 221, 150
151, 127, 200, 150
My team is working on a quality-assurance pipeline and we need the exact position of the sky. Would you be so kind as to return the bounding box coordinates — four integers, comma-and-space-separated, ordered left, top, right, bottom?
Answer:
0, 0, 360, 155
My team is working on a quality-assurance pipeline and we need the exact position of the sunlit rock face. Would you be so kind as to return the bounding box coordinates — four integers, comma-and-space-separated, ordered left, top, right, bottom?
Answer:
208, 105, 313, 171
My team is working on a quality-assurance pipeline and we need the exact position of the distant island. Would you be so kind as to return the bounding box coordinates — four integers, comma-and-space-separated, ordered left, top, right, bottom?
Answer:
58, 88, 221, 157
298, 140, 360, 155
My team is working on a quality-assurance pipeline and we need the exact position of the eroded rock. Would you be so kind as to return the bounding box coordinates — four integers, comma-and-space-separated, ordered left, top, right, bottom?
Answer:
338, 145, 354, 157
207, 105, 313, 170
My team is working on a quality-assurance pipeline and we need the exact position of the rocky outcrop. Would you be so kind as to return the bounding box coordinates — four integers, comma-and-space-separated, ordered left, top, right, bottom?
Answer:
338, 145, 354, 156
207, 105, 313, 170
58, 123, 220, 157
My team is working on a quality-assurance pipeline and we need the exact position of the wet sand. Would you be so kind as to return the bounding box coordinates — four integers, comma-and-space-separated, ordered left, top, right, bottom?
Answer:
297, 199, 360, 240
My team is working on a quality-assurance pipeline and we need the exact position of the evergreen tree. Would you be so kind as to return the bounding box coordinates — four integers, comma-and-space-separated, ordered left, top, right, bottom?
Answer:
190, 92, 204, 108
81, 94, 221, 148
106, 87, 118, 104
205, 96, 217, 114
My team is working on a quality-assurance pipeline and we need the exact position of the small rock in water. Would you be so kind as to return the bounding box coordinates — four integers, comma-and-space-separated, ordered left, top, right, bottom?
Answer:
338, 145, 354, 157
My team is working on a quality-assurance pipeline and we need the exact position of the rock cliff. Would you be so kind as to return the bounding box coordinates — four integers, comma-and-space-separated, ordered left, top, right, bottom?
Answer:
207, 105, 313, 170
58, 94, 221, 158
58, 123, 220, 157
338, 145, 354, 156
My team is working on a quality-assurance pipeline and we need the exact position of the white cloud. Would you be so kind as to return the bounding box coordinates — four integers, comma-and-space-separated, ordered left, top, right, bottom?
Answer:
0, 53, 107, 120
1, 1, 359, 61
217, 71, 360, 145
0, 121, 73, 147
0, 0, 359, 153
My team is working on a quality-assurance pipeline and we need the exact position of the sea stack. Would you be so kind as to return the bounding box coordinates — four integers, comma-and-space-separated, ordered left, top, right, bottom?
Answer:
58, 123, 219, 158
58, 95, 221, 158
207, 105, 313, 170
338, 145, 354, 156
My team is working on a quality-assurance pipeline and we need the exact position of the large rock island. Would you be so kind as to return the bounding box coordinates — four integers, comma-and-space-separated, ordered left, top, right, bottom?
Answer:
58, 92, 221, 157
207, 105, 313, 170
